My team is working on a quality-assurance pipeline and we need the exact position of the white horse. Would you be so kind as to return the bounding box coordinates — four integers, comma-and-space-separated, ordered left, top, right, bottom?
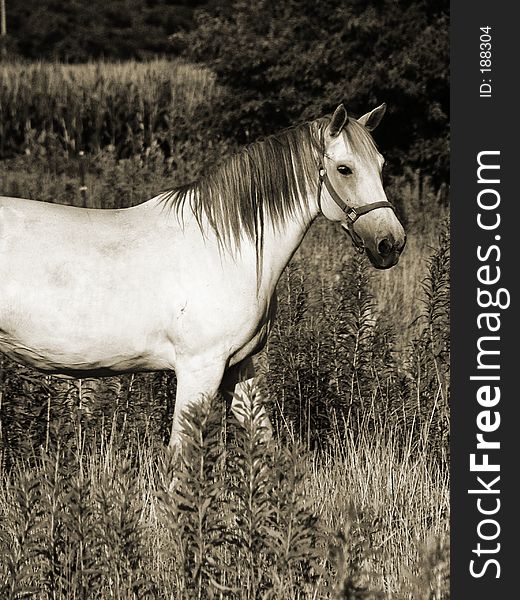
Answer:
0, 104, 405, 448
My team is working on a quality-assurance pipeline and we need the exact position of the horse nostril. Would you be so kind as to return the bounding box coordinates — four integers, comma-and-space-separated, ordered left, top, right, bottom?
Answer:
377, 238, 393, 257
394, 235, 407, 254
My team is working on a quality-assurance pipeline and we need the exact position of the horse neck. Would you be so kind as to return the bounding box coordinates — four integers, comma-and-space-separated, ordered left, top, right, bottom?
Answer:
259, 191, 319, 295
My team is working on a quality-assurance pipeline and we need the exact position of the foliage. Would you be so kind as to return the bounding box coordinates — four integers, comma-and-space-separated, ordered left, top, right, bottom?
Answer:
405, 219, 450, 460
174, 0, 449, 180
4, 0, 213, 61
2, 0, 449, 182
0, 390, 449, 599
0, 441, 156, 599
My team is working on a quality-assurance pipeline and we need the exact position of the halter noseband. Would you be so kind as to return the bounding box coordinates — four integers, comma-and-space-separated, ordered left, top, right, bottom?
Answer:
317, 164, 395, 251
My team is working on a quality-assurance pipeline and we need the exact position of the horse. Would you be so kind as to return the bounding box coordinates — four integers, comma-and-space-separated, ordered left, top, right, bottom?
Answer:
0, 103, 406, 449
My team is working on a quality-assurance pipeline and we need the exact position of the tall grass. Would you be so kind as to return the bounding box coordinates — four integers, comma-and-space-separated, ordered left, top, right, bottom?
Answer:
0, 60, 218, 159
0, 391, 448, 599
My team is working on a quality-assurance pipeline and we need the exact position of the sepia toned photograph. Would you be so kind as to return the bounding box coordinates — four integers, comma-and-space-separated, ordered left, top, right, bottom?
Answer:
0, 1, 449, 598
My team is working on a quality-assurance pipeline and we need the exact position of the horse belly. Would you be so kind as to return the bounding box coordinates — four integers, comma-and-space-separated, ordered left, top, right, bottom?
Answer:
0, 223, 175, 375
0, 294, 176, 376
0, 290, 175, 376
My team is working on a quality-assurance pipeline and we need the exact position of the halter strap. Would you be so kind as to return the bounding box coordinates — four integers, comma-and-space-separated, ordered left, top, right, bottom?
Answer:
317, 164, 395, 250
318, 166, 394, 224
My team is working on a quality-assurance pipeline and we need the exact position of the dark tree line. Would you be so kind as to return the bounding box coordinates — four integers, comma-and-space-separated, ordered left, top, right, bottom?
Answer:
174, 0, 449, 181
3, 0, 448, 180
3, 0, 213, 61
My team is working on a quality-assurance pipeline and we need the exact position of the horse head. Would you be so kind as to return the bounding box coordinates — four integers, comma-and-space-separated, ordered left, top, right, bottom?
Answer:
318, 103, 406, 269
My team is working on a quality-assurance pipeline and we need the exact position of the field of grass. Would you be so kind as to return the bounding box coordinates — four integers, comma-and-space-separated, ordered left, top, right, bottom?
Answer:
0, 61, 449, 599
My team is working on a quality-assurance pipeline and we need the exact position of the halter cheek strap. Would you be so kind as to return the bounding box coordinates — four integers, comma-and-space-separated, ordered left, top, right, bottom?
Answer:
317, 165, 395, 249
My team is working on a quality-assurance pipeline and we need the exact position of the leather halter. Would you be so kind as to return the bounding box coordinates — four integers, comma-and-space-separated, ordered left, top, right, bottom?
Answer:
317, 164, 395, 251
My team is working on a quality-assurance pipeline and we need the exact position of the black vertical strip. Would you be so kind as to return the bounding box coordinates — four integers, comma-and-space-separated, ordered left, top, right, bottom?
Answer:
452, 2, 517, 597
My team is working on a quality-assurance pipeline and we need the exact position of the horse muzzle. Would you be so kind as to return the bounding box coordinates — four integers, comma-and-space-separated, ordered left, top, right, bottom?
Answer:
365, 233, 406, 269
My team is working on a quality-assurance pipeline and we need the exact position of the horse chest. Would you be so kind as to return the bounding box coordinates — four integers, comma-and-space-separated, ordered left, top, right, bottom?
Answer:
227, 292, 277, 366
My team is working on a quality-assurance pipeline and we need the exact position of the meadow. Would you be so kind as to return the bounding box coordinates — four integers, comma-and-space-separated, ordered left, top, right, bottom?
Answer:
0, 61, 449, 599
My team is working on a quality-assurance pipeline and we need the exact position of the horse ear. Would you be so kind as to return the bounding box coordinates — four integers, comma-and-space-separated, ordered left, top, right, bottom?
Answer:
328, 104, 348, 137
357, 103, 386, 131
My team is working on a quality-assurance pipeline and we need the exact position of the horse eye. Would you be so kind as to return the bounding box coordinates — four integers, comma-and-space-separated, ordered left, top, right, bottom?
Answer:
337, 165, 353, 176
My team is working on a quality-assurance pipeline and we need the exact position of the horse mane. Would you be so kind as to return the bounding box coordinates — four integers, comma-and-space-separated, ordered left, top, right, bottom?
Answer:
160, 119, 326, 254
160, 116, 379, 260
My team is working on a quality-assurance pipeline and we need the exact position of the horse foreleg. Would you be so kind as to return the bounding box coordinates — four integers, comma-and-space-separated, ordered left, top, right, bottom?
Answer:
220, 356, 273, 440
169, 358, 226, 451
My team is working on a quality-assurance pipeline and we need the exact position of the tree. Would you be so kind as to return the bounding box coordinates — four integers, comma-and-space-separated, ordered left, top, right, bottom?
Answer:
6, 0, 207, 61
174, 0, 449, 180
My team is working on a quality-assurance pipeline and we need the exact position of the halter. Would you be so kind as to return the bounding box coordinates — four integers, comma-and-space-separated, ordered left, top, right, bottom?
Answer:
317, 163, 395, 251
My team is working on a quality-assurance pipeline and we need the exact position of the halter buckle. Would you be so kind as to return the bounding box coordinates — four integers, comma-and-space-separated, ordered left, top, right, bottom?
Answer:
346, 207, 358, 222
